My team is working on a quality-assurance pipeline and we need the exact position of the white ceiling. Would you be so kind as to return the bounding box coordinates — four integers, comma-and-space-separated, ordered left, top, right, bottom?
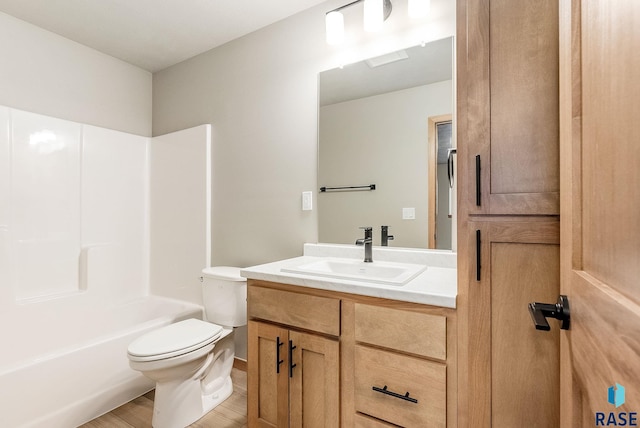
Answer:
0, 0, 328, 72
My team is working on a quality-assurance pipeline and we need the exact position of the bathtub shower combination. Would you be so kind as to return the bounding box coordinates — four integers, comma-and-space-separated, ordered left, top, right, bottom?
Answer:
0, 296, 202, 427
0, 106, 212, 427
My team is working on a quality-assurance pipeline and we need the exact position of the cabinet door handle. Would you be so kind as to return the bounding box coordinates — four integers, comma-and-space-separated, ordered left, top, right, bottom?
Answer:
475, 154, 481, 206
372, 385, 418, 404
476, 229, 481, 281
276, 336, 284, 374
288, 340, 297, 378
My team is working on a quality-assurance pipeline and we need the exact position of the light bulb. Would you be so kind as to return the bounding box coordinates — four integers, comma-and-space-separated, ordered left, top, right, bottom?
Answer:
363, 0, 384, 32
325, 11, 344, 45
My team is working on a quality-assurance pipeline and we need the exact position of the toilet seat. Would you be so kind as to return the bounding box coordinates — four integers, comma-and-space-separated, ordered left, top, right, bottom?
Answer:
128, 318, 223, 362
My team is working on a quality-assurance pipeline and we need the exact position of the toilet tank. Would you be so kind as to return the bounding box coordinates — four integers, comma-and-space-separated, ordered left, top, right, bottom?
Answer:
201, 266, 247, 327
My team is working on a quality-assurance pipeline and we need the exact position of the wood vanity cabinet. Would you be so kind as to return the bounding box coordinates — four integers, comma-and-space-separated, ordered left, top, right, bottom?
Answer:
247, 279, 457, 427
247, 284, 340, 427
457, 0, 561, 426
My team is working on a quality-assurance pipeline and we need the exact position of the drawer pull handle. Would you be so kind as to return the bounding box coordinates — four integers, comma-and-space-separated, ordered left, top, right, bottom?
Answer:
276, 336, 284, 374
372, 385, 418, 404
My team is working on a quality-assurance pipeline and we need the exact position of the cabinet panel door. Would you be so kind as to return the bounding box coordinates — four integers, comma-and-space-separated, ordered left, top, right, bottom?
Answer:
461, 0, 560, 215
289, 331, 339, 428
248, 321, 289, 428
466, 220, 560, 427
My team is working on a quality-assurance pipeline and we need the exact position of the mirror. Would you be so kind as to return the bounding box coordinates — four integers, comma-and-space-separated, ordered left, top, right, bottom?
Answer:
318, 36, 455, 250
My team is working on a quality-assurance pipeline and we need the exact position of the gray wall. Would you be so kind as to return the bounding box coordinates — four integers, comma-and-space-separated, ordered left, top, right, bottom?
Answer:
0, 12, 152, 136
153, 0, 456, 268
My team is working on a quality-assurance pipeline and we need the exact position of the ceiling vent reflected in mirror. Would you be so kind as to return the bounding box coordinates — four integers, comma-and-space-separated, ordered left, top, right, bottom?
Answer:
365, 50, 409, 68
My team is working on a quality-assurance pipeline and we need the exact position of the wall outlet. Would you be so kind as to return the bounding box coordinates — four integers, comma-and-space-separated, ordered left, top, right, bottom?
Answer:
402, 207, 416, 220
302, 191, 313, 211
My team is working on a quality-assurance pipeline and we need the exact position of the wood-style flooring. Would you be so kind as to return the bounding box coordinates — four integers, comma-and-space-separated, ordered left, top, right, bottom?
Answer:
80, 368, 247, 428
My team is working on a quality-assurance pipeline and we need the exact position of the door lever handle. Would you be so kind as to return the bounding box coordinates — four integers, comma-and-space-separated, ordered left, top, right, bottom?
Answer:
528, 295, 570, 331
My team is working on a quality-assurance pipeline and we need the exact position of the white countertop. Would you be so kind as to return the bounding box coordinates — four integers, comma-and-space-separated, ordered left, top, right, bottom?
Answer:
240, 244, 457, 308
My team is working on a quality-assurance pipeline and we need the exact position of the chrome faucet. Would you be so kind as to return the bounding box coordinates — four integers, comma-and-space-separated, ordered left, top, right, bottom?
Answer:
355, 227, 373, 263
381, 225, 394, 247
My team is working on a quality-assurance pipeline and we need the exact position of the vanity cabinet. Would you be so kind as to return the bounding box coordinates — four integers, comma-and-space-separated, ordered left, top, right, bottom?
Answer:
247, 285, 340, 427
247, 279, 457, 427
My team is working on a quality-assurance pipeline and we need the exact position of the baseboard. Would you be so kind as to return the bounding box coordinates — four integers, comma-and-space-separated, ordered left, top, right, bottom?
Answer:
233, 357, 247, 372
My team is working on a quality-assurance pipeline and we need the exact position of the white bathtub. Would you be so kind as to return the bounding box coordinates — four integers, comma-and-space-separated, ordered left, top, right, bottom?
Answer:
0, 295, 203, 428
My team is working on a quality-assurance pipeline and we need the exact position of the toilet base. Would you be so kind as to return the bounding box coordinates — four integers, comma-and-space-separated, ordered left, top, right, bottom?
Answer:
201, 375, 233, 417
148, 330, 236, 428
151, 374, 233, 428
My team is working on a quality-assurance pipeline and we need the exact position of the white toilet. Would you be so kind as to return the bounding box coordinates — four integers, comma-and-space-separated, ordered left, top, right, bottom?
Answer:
127, 267, 247, 428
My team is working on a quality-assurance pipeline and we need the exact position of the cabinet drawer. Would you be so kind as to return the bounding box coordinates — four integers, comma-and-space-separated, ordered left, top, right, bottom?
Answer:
355, 345, 446, 428
355, 304, 446, 360
248, 285, 340, 336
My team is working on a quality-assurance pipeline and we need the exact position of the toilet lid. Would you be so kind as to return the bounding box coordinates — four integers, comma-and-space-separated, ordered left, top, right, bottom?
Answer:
128, 318, 223, 359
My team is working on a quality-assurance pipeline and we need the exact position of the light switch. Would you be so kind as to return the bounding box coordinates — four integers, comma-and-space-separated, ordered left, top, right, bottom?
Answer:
402, 207, 416, 220
302, 191, 313, 211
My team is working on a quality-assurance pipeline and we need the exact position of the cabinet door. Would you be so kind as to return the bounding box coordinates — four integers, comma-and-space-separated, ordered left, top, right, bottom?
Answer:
289, 330, 339, 428
248, 321, 290, 428
466, 220, 560, 427
460, 0, 560, 215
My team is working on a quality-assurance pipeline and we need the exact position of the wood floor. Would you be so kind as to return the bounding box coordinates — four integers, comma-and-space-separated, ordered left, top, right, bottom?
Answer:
80, 368, 247, 428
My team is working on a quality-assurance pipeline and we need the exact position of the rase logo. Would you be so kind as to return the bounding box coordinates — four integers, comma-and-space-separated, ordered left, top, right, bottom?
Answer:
610, 384, 627, 408
596, 383, 637, 426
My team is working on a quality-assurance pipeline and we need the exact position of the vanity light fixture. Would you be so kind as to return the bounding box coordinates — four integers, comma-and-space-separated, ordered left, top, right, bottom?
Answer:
326, 10, 345, 45
363, 0, 388, 32
325, 0, 393, 45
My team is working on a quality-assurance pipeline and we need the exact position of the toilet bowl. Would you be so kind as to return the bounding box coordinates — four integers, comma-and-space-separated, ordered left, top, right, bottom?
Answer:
127, 267, 247, 428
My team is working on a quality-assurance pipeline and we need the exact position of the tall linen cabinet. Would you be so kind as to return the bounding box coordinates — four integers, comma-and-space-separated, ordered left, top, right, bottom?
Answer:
456, 0, 561, 427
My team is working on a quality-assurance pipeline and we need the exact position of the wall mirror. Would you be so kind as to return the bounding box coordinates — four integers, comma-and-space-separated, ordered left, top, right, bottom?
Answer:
318, 36, 455, 250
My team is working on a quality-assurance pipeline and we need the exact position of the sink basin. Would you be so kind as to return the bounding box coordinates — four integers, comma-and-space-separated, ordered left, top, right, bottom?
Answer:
281, 258, 427, 286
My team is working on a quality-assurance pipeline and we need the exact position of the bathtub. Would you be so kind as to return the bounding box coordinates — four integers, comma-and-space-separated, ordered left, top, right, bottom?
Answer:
0, 295, 203, 428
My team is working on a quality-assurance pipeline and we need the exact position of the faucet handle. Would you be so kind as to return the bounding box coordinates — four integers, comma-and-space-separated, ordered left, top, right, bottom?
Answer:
381, 225, 394, 246
359, 226, 373, 231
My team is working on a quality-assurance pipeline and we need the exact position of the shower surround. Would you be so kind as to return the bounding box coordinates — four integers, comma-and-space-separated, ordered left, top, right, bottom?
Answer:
0, 106, 211, 427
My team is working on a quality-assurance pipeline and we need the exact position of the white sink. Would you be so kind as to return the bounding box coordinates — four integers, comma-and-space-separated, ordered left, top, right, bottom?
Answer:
281, 258, 427, 286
